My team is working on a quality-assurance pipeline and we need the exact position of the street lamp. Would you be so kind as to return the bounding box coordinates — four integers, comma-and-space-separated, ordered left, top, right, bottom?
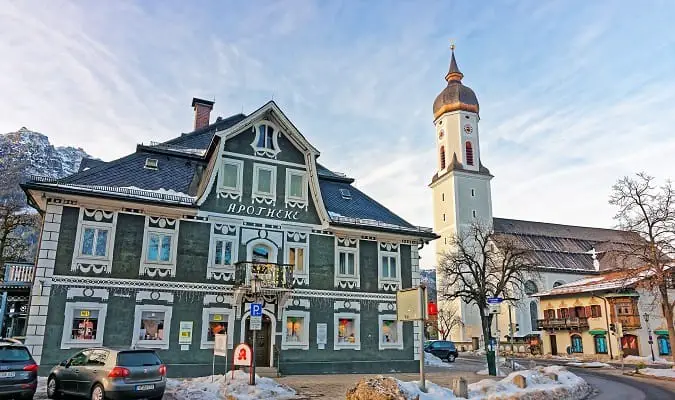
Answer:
643, 313, 655, 362
249, 275, 262, 385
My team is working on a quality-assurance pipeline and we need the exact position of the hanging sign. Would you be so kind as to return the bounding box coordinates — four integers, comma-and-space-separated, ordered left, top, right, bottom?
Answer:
396, 286, 426, 321
233, 343, 253, 366
178, 321, 193, 344
214, 333, 228, 357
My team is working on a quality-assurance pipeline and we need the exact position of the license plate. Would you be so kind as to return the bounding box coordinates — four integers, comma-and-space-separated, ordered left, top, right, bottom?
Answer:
136, 384, 154, 391
0, 372, 16, 378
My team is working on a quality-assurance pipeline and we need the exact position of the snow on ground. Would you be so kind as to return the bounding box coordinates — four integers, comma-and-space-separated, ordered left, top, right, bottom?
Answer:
623, 355, 674, 365
164, 370, 296, 400
550, 355, 581, 362
425, 352, 453, 368
396, 365, 590, 399
566, 361, 611, 368
636, 367, 675, 379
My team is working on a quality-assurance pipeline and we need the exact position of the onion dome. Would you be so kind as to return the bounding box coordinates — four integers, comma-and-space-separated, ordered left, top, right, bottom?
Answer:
433, 46, 479, 120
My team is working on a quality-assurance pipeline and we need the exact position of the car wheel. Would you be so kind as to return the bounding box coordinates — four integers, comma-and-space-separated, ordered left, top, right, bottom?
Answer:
46, 376, 60, 399
91, 384, 105, 400
447, 353, 456, 362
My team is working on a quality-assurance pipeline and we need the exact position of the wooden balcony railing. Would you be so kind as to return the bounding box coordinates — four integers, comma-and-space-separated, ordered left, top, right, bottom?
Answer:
234, 261, 294, 290
615, 315, 641, 329
3, 264, 35, 284
537, 317, 589, 330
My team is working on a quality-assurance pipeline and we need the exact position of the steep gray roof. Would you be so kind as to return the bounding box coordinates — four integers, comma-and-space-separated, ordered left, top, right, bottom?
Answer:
493, 217, 642, 273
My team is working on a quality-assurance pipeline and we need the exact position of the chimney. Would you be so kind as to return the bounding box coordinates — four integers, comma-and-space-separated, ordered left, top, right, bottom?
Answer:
192, 97, 215, 130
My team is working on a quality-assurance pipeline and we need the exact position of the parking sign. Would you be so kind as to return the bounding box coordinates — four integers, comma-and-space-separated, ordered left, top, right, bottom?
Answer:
250, 303, 263, 317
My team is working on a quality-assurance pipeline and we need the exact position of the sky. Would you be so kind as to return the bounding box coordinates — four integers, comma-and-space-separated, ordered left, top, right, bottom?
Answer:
2, 1, 675, 268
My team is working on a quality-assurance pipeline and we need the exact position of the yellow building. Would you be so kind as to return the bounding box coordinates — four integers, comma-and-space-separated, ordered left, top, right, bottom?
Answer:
533, 268, 673, 360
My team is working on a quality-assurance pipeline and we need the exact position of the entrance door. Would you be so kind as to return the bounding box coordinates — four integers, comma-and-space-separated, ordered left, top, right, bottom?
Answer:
550, 335, 558, 356
245, 314, 272, 367
621, 334, 640, 357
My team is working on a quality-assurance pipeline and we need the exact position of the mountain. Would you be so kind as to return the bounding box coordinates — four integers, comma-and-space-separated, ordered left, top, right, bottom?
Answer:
0, 127, 90, 179
420, 269, 437, 301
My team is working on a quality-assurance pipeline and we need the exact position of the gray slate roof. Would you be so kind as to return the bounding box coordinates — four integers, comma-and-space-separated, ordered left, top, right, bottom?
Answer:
493, 217, 641, 272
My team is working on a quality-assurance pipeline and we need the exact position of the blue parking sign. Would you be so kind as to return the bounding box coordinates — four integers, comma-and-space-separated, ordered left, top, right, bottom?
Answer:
250, 303, 263, 317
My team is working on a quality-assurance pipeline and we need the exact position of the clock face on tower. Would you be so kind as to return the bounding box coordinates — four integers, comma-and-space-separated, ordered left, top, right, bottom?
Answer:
463, 124, 473, 134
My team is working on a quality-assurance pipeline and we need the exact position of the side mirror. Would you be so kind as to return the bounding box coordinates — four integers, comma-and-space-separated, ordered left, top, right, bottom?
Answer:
60, 359, 69, 367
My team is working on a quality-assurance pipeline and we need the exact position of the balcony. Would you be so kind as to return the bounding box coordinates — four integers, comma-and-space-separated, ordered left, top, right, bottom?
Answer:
232, 261, 294, 309
2, 263, 35, 286
537, 317, 589, 331
615, 315, 641, 329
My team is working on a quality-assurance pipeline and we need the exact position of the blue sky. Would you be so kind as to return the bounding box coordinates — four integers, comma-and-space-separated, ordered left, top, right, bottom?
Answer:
2, 1, 675, 267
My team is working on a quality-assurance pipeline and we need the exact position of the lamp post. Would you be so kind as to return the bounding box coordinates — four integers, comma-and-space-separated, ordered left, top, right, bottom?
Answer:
250, 275, 261, 385
643, 313, 655, 362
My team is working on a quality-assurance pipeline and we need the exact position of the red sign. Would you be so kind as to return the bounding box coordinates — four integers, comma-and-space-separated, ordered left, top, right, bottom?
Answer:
427, 301, 438, 317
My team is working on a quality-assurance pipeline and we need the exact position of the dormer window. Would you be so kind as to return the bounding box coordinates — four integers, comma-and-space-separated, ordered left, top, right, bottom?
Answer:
339, 189, 352, 200
251, 121, 281, 158
144, 158, 158, 170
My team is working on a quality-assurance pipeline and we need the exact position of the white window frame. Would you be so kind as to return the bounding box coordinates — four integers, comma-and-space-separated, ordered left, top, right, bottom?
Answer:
285, 243, 309, 281
378, 315, 404, 350
285, 168, 308, 204
200, 307, 235, 350
334, 312, 360, 350
209, 235, 237, 267
218, 158, 244, 198
61, 302, 107, 349
253, 163, 277, 201
336, 249, 358, 278
250, 121, 282, 158
71, 209, 117, 273
378, 246, 401, 290
78, 225, 111, 259
140, 218, 179, 277
132, 304, 173, 350
282, 310, 310, 350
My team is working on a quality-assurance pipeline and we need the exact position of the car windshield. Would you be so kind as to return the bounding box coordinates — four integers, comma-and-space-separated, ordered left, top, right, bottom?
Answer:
117, 351, 161, 366
0, 347, 31, 361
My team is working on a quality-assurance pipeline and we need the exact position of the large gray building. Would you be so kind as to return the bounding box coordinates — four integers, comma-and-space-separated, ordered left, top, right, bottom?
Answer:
21, 99, 436, 376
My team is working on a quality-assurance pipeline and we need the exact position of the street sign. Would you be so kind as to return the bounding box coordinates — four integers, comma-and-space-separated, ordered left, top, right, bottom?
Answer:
233, 343, 252, 366
250, 315, 262, 330
214, 333, 228, 357
489, 303, 501, 314
487, 297, 503, 304
396, 287, 426, 321
250, 303, 263, 317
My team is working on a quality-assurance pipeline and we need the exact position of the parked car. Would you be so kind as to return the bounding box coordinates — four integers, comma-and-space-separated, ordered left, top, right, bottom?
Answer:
0, 338, 38, 399
424, 340, 458, 362
47, 348, 166, 400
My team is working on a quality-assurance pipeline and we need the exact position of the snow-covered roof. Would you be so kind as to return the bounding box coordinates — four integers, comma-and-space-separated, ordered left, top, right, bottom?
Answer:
532, 266, 662, 297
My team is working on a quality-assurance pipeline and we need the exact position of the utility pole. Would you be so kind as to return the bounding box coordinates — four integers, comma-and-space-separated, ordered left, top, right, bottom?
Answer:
495, 313, 500, 375
508, 305, 515, 369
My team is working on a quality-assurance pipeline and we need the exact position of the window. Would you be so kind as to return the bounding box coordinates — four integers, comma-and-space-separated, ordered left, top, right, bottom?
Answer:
442, 193, 445, 201
80, 227, 109, 258
282, 310, 310, 350
590, 305, 602, 318
524, 280, 538, 295
381, 255, 398, 279
146, 232, 173, 263
658, 335, 671, 356
339, 188, 352, 200
200, 308, 234, 349
471, 189, 475, 197
68, 350, 91, 367
544, 309, 556, 319
213, 238, 234, 266
288, 246, 306, 274
553, 281, 565, 288
256, 124, 275, 150
87, 350, 109, 366
529, 301, 538, 331
61, 302, 107, 349
133, 305, 172, 349
334, 313, 360, 350
443, 214, 446, 222
144, 158, 158, 170
219, 159, 243, 194
571, 335, 583, 353
472, 210, 477, 218
440, 146, 446, 169
253, 164, 276, 198
560, 308, 569, 319
337, 250, 356, 277
286, 169, 307, 201
0, 347, 31, 362
465, 141, 474, 166
379, 316, 403, 350
594, 335, 608, 354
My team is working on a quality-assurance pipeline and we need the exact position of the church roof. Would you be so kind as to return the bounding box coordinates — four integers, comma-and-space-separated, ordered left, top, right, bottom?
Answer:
493, 217, 644, 273
433, 49, 479, 119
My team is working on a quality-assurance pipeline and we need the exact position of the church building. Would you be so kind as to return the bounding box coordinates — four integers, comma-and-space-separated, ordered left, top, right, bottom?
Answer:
21, 99, 436, 376
430, 47, 649, 354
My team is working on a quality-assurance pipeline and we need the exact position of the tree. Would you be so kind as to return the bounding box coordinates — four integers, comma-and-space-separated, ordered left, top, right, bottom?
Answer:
438, 222, 537, 375
0, 163, 40, 278
436, 305, 463, 340
609, 172, 675, 362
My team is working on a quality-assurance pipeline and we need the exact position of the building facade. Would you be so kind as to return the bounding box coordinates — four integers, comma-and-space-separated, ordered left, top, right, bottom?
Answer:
22, 100, 436, 376
429, 49, 645, 348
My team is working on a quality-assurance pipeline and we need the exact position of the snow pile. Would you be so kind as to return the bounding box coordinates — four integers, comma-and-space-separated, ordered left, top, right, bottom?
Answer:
567, 361, 611, 368
164, 370, 296, 400
623, 355, 674, 365
393, 366, 590, 399
636, 367, 675, 379
425, 352, 453, 368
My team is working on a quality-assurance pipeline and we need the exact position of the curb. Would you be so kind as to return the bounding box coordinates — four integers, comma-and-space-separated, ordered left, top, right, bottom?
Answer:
623, 371, 675, 382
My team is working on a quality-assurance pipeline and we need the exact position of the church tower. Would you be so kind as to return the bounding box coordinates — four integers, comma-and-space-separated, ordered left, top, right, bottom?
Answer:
430, 46, 493, 342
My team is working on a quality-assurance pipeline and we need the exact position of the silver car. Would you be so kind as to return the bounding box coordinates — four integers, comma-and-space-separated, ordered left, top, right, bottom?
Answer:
46, 348, 166, 400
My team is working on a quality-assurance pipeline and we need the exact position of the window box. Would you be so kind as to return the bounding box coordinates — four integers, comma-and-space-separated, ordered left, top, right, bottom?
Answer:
378, 315, 403, 350
334, 312, 360, 350
61, 302, 108, 349
200, 308, 234, 350
132, 305, 172, 350
285, 169, 308, 209
218, 158, 244, 200
253, 163, 277, 204
282, 310, 310, 350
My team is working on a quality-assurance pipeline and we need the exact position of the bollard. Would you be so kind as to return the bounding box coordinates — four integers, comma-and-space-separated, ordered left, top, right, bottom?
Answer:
513, 374, 527, 388
452, 377, 468, 398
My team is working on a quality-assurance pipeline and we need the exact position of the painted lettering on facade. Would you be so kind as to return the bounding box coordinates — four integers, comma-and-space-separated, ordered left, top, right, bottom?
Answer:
225, 203, 300, 221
